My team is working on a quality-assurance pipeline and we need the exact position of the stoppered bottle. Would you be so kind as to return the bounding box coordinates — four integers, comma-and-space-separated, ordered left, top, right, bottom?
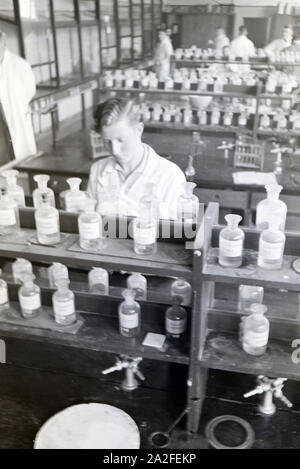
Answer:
65, 178, 86, 213
242, 303, 269, 356
33, 174, 55, 209
177, 182, 199, 223
258, 218, 286, 270
256, 184, 287, 231
118, 289, 141, 338
171, 278, 192, 306
0, 279, 9, 312
219, 214, 244, 268
48, 262, 69, 288
0, 193, 20, 235
165, 303, 187, 340
18, 274, 42, 319
126, 273, 147, 300
78, 198, 103, 250
2, 169, 25, 207
88, 267, 109, 295
35, 195, 61, 245
12, 258, 33, 283
52, 279, 76, 326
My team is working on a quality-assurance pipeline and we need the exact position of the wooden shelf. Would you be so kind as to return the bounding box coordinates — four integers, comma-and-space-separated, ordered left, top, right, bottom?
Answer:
144, 122, 253, 135
102, 87, 257, 99
203, 247, 300, 292
199, 329, 300, 381
257, 129, 300, 137
0, 303, 189, 365
0, 230, 193, 282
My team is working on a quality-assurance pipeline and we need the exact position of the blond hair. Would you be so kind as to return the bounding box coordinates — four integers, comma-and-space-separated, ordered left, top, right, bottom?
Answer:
93, 98, 140, 131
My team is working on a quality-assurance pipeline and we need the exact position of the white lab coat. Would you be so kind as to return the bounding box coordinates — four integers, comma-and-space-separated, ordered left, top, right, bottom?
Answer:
230, 35, 256, 60
0, 49, 37, 161
264, 38, 292, 56
214, 35, 230, 52
154, 37, 174, 81
87, 143, 186, 219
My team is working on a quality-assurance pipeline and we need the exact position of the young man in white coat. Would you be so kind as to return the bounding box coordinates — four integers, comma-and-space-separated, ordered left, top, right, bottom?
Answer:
87, 98, 186, 219
0, 31, 37, 163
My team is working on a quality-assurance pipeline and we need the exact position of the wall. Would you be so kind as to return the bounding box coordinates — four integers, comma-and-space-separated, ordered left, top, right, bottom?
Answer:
232, 6, 277, 40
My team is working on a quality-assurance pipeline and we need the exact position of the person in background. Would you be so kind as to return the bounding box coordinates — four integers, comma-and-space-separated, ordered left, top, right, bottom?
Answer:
230, 25, 256, 60
154, 30, 174, 81
170, 23, 180, 50
87, 98, 186, 219
264, 25, 293, 56
0, 31, 36, 164
283, 36, 300, 80
214, 27, 230, 52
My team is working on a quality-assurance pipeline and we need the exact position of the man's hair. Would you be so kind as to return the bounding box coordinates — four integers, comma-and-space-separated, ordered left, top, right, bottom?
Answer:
239, 25, 248, 35
93, 98, 140, 131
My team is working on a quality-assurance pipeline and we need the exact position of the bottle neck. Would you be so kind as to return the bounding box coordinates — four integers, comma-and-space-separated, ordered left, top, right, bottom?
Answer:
267, 191, 280, 201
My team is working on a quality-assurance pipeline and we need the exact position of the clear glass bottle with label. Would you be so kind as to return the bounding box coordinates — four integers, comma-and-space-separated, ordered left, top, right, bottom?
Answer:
18, 274, 42, 319
134, 191, 158, 255
256, 184, 287, 231
52, 279, 76, 326
33, 174, 55, 209
78, 198, 103, 250
0, 194, 20, 235
12, 258, 33, 283
165, 303, 187, 340
88, 267, 109, 295
260, 114, 270, 129
0, 279, 9, 312
2, 169, 25, 207
238, 285, 264, 314
219, 214, 244, 268
211, 109, 220, 126
48, 262, 69, 288
118, 289, 141, 338
126, 273, 147, 300
171, 278, 192, 306
65, 178, 86, 213
177, 182, 199, 223
35, 196, 61, 245
258, 218, 286, 270
242, 303, 269, 356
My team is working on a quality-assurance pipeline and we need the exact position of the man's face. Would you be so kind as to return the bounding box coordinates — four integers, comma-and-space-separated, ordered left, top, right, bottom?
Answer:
216, 28, 224, 38
102, 117, 143, 165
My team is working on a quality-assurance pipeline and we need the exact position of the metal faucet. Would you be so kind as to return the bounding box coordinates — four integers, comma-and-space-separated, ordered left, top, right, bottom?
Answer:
217, 140, 235, 159
244, 375, 292, 415
102, 355, 145, 391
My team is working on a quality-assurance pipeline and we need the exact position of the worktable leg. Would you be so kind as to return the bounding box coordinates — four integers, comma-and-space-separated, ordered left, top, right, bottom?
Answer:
187, 367, 208, 433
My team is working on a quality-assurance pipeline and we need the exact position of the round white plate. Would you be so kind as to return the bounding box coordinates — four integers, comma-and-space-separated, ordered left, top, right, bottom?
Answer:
34, 403, 140, 449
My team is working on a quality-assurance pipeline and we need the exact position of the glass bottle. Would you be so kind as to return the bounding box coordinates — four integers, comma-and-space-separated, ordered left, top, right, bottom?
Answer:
18, 274, 42, 319
2, 169, 25, 207
52, 279, 76, 326
258, 218, 286, 270
126, 273, 147, 300
211, 109, 220, 126
223, 112, 233, 126
177, 182, 199, 223
165, 303, 187, 340
118, 289, 141, 338
0, 194, 20, 235
78, 198, 103, 250
133, 216, 157, 255
88, 267, 109, 295
198, 110, 207, 125
242, 303, 269, 356
0, 279, 9, 312
35, 196, 61, 245
12, 258, 33, 283
238, 285, 264, 314
65, 178, 86, 213
185, 155, 196, 178
219, 214, 244, 268
256, 184, 287, 231
33, 174, 55, 209
171, 278, 192, 306
260, 114, 270, 129
238, 112, 247, 127
139, 183, 159, 222
48, 262, 69, 288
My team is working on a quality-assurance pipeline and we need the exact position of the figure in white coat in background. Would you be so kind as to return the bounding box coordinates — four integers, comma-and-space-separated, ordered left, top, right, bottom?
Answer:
154, 30, 174, 81
214, 27, 230, 52
230, 25, 256, 60
0, 31, 37, 163
87, 98, 186, 219
264, 25, 293, 57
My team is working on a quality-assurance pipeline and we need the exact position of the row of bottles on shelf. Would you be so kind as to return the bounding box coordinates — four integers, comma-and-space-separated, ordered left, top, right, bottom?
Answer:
219, 184, 287, 270
173, 46, 267, 61
265, 71, 298, 94
1, 263, 192, 340
0, 171, 200, 255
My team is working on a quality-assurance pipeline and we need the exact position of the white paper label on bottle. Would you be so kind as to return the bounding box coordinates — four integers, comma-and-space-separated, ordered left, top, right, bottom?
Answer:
0, 209, 16, 226
79, 221, 101, 240
259, 239, 284, 260
119, 312, 139, 329
133, 226, 156, 246
244, 330, 268, 347
219, 238, 243, 257
20, 293, 41, 310
0, 287, 8, 305
37, 217, 59, 235
166, 318, 187, 335
54, 299, 75, 318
